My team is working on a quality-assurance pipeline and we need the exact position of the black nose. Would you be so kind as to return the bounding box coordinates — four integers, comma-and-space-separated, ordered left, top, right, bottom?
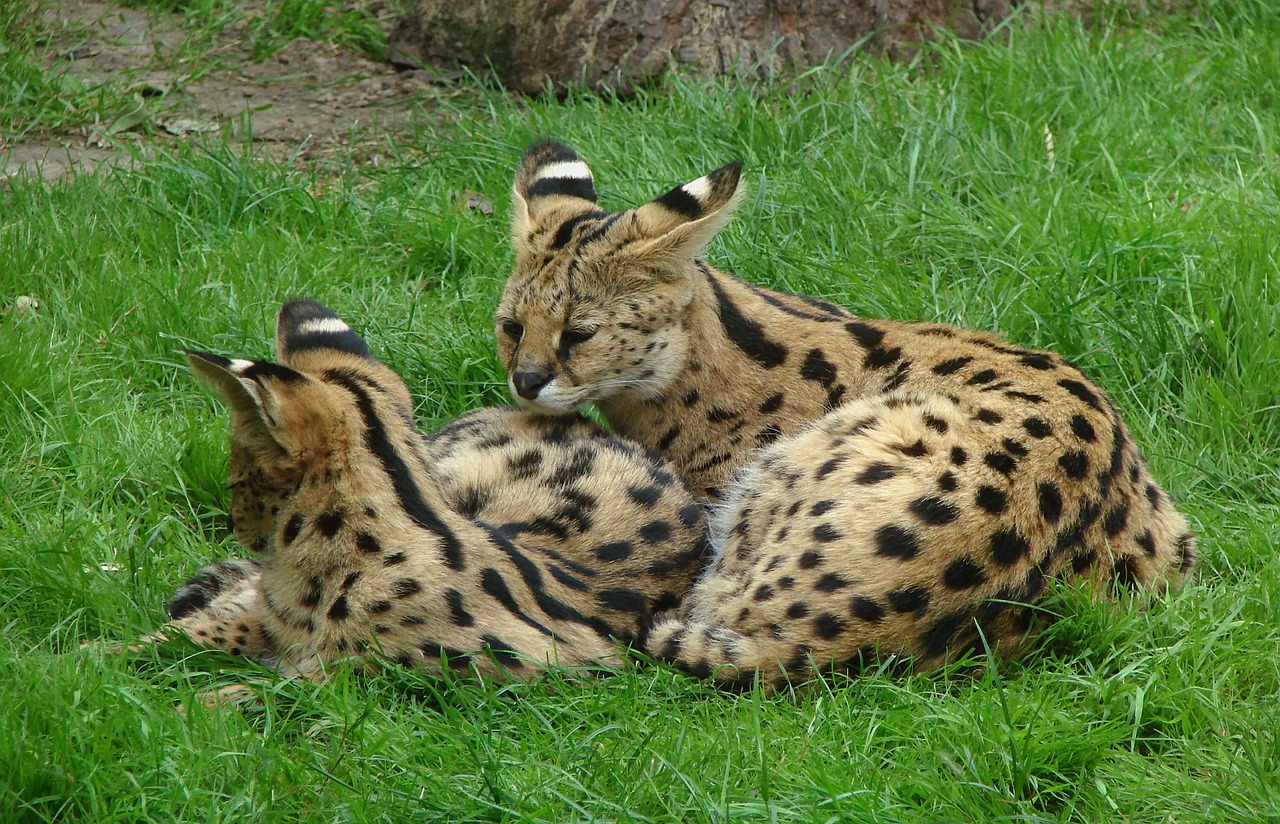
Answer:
512, 370, 552, 400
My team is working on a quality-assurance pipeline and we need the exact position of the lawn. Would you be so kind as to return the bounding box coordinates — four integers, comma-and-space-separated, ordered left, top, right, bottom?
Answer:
2, 1, 1278, 821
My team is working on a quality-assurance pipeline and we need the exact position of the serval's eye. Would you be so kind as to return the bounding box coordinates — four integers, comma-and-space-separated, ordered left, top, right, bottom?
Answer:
561, 328, 596, 347
501, 320, 524, 341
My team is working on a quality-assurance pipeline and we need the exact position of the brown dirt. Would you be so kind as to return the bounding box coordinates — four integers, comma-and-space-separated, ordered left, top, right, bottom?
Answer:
3, 0, 441, 179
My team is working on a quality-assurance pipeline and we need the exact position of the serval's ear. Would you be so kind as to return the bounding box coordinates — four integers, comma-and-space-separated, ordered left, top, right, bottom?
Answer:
187, 351, 305, 452
512, 140, 599, 241
630, 160, 743, 261
275, 298, 415, 416
275, 299, 370, 364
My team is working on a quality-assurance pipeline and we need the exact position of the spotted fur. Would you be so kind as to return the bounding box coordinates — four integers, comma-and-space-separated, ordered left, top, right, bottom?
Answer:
165, 299, 709, 682
497, 140, 1196, 691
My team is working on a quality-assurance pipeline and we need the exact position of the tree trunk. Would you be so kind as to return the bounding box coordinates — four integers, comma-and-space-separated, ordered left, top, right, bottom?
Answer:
388, 0, 1019, 95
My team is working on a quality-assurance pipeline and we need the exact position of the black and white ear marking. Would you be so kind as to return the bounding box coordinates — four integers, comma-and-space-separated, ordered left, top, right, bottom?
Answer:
516, 140, 599, 204
187, 349, 305, 430
652, 161, 743, 222
276, 299, 370, 361
630, 160, 745, 259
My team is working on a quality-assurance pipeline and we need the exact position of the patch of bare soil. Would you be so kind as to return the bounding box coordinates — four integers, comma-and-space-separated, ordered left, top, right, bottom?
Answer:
4, 0, 441, 179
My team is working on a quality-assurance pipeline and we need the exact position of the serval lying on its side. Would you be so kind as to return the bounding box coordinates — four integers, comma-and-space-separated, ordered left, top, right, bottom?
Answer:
493, 140, 1195, 691
164, 299, 709, 687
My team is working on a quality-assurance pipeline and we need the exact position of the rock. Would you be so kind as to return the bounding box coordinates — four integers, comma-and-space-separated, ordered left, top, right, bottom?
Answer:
388, 0, 1018, 95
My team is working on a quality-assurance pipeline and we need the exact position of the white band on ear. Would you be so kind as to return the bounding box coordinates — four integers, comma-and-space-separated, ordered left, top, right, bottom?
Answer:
297, 317, 351, 335
682, 175, 712, 201
535, 160, 593, 183
229, 359, 255, 374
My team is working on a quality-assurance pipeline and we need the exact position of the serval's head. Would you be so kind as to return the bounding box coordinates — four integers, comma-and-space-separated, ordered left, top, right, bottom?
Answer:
188, 300, 418, 564
497, 140, 742, 414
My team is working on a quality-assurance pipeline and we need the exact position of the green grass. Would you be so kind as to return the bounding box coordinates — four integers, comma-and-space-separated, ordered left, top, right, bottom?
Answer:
3, 1, 1279, 821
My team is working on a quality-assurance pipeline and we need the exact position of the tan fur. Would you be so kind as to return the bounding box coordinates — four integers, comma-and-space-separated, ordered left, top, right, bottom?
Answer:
164, 300, 709, 685
498, 141, 1195, 691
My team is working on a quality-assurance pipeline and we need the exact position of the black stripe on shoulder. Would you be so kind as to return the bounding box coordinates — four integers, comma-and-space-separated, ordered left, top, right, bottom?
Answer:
706, 272, 788, 369
322, 369, 465, 570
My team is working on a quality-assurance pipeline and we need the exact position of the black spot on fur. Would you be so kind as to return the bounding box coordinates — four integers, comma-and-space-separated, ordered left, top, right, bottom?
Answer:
896, 439, 929, 458
282, 514, 304, 544
815, 573, 850, 592
1019, 353, 1054, 370
595, 541, 633, 562
810, 500, 837, 517
990, 528, 1030, 567
597, 588, 647, 613
1070, 414, 1097, 443
759, 393, 785, 414
639, 520, 672, 544
813, 613, 846, 639
801, 349, 838, 387
627, 485, 662, 508
446, 588, 475, 626
1104, 502, 1130, 536
932, 357, 973, 376
1071, 549, 1097, 574
976, 485, 1008, 515
950, 446, 968, 465
816, 457, 845, 479
1003, 438, 1028, 457
857, 462, 895, 484
383, 551, 407, 566
874, 525, 920, 560
481, 635, 526, 668
864, 346, 902, 369
392, 578, 422, 598
938, 471, 959, 492
657, 426, 681, 451
845, 321, 885, 351
889, 585, 930, 615
966, 369, 999, 385
920, 611, 972, 658
850, 596, 885, 623
754, 584, 775, 602
356, 532, 381, 554
1113, 557, 1140, 590
1135, 530, 1157, 557
976, 408, 1004, 425
984, 451, 1017, 475
812, 523, 842, 543
1060, 379, 1103, 411
910, 496, 960, 525
300, 576, 324, 608
944, 558, 987, 590
798, 551, 823, 569
327, 595, 350, 621
924, 414, 949, 433
1038, 482, 1063, 524
1023, 417, 1052, 439
1059, 450, 1089, 480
